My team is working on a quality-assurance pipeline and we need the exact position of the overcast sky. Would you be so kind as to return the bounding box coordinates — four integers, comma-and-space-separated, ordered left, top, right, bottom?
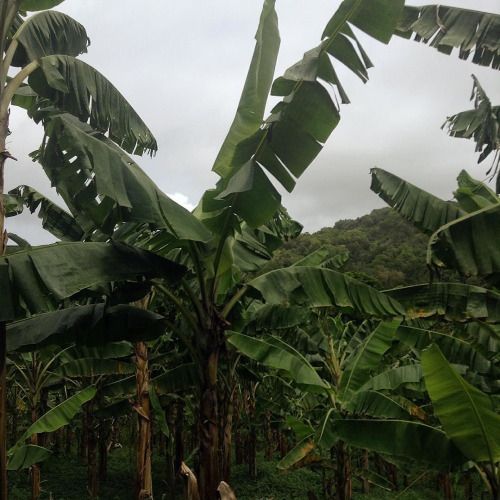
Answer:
6, 0, 500, 242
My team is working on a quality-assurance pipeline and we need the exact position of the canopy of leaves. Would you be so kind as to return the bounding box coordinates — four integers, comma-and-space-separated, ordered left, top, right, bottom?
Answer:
397, 5, 500, 70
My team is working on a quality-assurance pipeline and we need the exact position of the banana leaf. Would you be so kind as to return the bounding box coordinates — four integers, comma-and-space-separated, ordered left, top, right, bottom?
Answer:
422, 344, 500, 464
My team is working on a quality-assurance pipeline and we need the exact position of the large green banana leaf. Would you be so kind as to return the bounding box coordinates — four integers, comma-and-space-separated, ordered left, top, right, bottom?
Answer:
28, 55, 157, 155
422, 344, 500, 464
454, 170, 499, 212
277, 436, 316, 470
212, 0, 280, 178
339, 319, 401, 398
344, 390, 421, 420
227, 331, 329, 390
247, 304, 309, 332
59, 341, 132, 362
209, 0, 403, 228
397, 5, 500, 70
318, 415, 465, 466
150, 387, 170, 438
7, 385, 96, 470
360, 364, 423, 392
5, 185, 84, 241
397, 325, 493, 376
429, 204, 500, 277
101, 375, 135, 399
6, 445, 52, 471
291, 246, 350, 269
154, 363, 198, 395
10, 10, 88, 67
370, 168, 464, 234
7, 304, 166, 352
445, 77, 500, 186
18, 385, 96, 442
249, 267, 404, 317
332, 419, 464, 466
55, 358, 135, 378
39, 113, 210, 242
387, 282, 500, 323
0, 241, 185, 319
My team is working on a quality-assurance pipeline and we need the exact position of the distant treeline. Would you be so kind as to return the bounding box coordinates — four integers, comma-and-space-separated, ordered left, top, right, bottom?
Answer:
267, 208, 432, 289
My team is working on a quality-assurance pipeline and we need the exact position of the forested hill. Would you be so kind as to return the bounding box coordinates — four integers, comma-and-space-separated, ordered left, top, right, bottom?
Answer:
268, 208, 431, 289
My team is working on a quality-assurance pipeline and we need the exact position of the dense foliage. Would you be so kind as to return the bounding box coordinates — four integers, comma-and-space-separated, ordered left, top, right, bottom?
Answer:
0, 1, 499, 500
267, 207, 430, 288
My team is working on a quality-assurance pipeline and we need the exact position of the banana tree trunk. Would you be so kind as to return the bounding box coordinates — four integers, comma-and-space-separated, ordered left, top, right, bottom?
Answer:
221, 393, 233, 481
0, 109, 9, 500
86, 402, 98, 499
174, 400, 184, 473
30, 407, 40, 500
361, 450, 370, 494
98, 419, 110, 484
199, 348, 221, 500
0, 323, 6, 500
134, 341, 152, 499
335, 441, 352, 500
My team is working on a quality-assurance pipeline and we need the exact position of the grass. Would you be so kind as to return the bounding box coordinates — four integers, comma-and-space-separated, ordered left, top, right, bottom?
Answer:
8, 450, 485, 499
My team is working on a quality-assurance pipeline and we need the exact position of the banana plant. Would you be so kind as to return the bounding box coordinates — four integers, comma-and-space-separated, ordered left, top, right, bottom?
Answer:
371, 157, 500, 498
0, 2, 163, 494
229, 309, 469, 498
397, 4, 500, 71
15, 1, 407, 497
422, 344, 500, 498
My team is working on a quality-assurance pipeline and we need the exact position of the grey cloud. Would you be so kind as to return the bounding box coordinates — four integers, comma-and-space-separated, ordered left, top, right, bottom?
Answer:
5, 0, 500, 243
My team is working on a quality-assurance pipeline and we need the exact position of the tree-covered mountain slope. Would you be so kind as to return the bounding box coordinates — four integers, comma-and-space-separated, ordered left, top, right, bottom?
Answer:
267, 208, 431, 289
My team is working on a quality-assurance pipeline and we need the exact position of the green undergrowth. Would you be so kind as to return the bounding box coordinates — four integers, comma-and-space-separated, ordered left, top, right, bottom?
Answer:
8, 450, 483, 499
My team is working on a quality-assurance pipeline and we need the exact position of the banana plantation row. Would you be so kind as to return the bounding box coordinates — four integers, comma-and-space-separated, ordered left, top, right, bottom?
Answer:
0, 0, 499, 499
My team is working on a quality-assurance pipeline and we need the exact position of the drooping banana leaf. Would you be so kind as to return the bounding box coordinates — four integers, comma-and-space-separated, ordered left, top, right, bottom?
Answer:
7, 304, 166, 351
445, 76, 500, 183
318, 416, 465, 466
422, 344, 500, 464
429, 204, 500, 277
249, 266, 404, 318
28, 55, 157, 155
150, 386, 170, 438
292, 246, 349, 269
101, 375, 135, 399
359, 364, 423, 392
0, 241, 185, 318
370, 168, 465, 235
209, 0, 404, 227
37, 113, 210, 242
397, 324, 493, 376
11, 385, 96, 454
277, 435, 315, 470
344, 390, 422, 420
454, 170, 499, 212
339, 319, 401, 399
397, 5, 500, 70
60, 341, 132, 361
247, 304, 310, 332
153, 363, 199, 395
10, 10, 88, 67
7, 445, 52, 471
55, 358, 135, 378
212, 0, 280, 178
387, 282, 500, 323
5, 185, 84, 241
227, 331, 329, 390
